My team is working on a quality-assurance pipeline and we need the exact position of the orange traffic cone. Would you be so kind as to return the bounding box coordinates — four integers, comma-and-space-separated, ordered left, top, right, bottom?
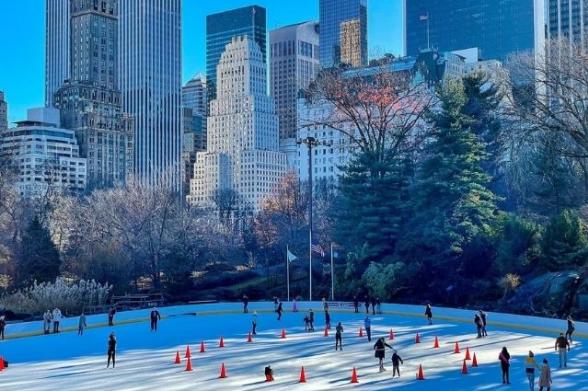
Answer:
219, 363, 227, 378
350, 367, 359, 383
299, 366, 306, 383
433, 336, 439, 348
185, 345, 191, 358
174, 350, 181, 364
200, 341, 205, 353
389, 329, 394, 340
185, 357, 193, 372
0, 356, 4, 372
465, 347, 471, 360
219, 337, 225, 348
416, 364, 425, 380
359, 327, 363, 337
472, 353, 478, 367
415, 333, 421, 343
454, 342, 460, 354
247, 332, 253, 343
324, 327, 329, 337
461, 360, 468, 375
281, 329, 286, 339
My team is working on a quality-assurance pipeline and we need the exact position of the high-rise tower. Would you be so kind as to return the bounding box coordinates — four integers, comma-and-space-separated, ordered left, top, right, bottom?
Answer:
45, 0, 70, 107
119, 0, 182, 191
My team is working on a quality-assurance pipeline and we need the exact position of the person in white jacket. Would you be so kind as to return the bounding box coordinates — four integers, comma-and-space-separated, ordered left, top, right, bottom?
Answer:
42, 310, 52, 334
52, 308, 62, 333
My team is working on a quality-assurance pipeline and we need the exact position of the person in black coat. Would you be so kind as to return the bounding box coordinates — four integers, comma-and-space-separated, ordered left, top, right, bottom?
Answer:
150, 308, 161, 332
276, 301, 283, 321
353, 296, 359, 313
479, 310, 488, 337
335, 322, 344, 351
565, 315, 575, 343
374, 337, 393, 372
325, 310, 331, 329
499, 346, 511, 384
364, 295, 370, 314
308, 309, 315, 331
106, 332, 117, 368
425, 304, 433, 325
391, 351, 404, 378
474, 313, 483, 338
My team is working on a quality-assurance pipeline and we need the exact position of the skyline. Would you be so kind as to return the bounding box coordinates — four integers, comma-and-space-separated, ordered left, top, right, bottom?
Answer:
0, 0, 402, 125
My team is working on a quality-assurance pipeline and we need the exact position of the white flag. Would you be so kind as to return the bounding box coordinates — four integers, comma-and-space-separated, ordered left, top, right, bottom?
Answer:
287, 249, 298, 262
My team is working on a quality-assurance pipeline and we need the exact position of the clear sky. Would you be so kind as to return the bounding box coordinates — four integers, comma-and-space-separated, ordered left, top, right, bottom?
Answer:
0, 0, 403, 125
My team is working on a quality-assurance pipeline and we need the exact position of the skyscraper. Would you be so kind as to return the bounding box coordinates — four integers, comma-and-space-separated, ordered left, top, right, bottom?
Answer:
182, 76, 208, 192
189, 36, 287, 213
0, 91, 7, 133
270, 21, 320, 140
54, 0, 133, 190
206, 5, 266, 101
546, 0, 587, 46
405, 0, 542, 61
319, 0, 367, 68
45, 0, 70, 107
119, 0, 182, 191
340, 19, 363, 67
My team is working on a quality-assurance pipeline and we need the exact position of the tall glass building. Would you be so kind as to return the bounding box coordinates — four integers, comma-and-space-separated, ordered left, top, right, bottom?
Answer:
547, 0, 588, 46
119, 0, 183, 192
405, 0, 540, 61
319, 0, 367, 68
45, 0, 70, 107
206, 5, 266, 101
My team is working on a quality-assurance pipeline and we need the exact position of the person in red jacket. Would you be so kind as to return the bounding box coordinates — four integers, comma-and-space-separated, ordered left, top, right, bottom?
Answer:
499, 347, 511, 384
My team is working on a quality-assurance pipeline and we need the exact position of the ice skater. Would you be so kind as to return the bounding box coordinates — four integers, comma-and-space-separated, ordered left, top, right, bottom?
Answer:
364, 315, 372, 342
264, 365, 274, 382
0, 314, 6, 340
364, 295, 370, 314
474, 312, 483, 338
276, 300, 283, 321
539, 359, 552, 391
565, 315, 575, 343
150, 307, 161, 331
425, 304, 433, 325
242, 294, 249, 313
52, 307, 62, 333
525, 351, 540, 391
108, 306, 116, 326
554, 332, 570, 368
43, 310, 52, 334
373, 337, 393, 372
335, 322, 343, 351
106, 332, 117, 368
325, 310, 331, 330
353, 296, 359, 313
480, 310, 488, 337
499, 346, 511, 384
78, 312, 87, 336
252, 311, 257, 335
308, 309, 315, 331
292, 298, 298, 312
391, 350, 404, 378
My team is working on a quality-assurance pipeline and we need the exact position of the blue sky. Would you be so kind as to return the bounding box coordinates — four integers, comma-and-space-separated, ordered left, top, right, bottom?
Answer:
0, 0, 403, 124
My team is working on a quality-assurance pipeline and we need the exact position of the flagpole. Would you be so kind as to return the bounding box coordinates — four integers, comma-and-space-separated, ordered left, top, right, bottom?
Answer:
286, 245, 290, 302
309, 228, 312, 302
330, 242, 334, 301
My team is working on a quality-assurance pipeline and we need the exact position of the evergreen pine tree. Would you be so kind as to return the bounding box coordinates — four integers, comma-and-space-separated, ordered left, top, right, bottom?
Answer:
397, 79, 501, 288
19, 216, 61, 285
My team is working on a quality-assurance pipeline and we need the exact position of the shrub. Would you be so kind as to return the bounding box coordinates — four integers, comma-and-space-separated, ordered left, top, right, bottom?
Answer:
0, 277, 112, 316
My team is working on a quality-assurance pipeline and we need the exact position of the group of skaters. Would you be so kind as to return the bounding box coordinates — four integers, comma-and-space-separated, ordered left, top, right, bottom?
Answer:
353, 295, 382, 315
42, 308, 63, 334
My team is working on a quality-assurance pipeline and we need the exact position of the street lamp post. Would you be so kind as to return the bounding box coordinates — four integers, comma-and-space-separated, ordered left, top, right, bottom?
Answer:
297, 136, 331, 302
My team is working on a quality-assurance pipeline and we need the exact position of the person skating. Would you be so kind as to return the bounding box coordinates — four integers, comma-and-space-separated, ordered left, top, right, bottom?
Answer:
78, 312, 87, 336
252, 311, 257, 335
474, 313, 483, 338
554, 332, 570, 368
322, 297, 328, 312
308, 309, 315, 331
525, 351, 540, 391
0, 315, 6, 340
276, 300, 283, 321
364, 315, 372, 342
335, 322, 343, 351
273, 297, 278, 311
480, 310, 488, 337
353, 296, 359, 313
499, 346, 511, 384
371, 297, 376, 315
325, 310, 331, 330
150, 307, 161, 331
364, 295, 370, 314
242, 294, 249, 314
391, 351, 404, 378
425, 304, 433, 325
565, 315, 575, 343
376, 297, 382, 314
108, 306, 116, 326
539, 359, 552, 391
106, 332, 117, 368
43, 310, 52, 334
264, 365, 274, 382
373, 337, 393, 372
292, 298, 298, 312
304, 315, 310, 332
52, 307, 62, 333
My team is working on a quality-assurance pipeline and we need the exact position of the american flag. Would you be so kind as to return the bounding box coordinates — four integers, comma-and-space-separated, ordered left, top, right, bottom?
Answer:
311, 244, 325, 257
